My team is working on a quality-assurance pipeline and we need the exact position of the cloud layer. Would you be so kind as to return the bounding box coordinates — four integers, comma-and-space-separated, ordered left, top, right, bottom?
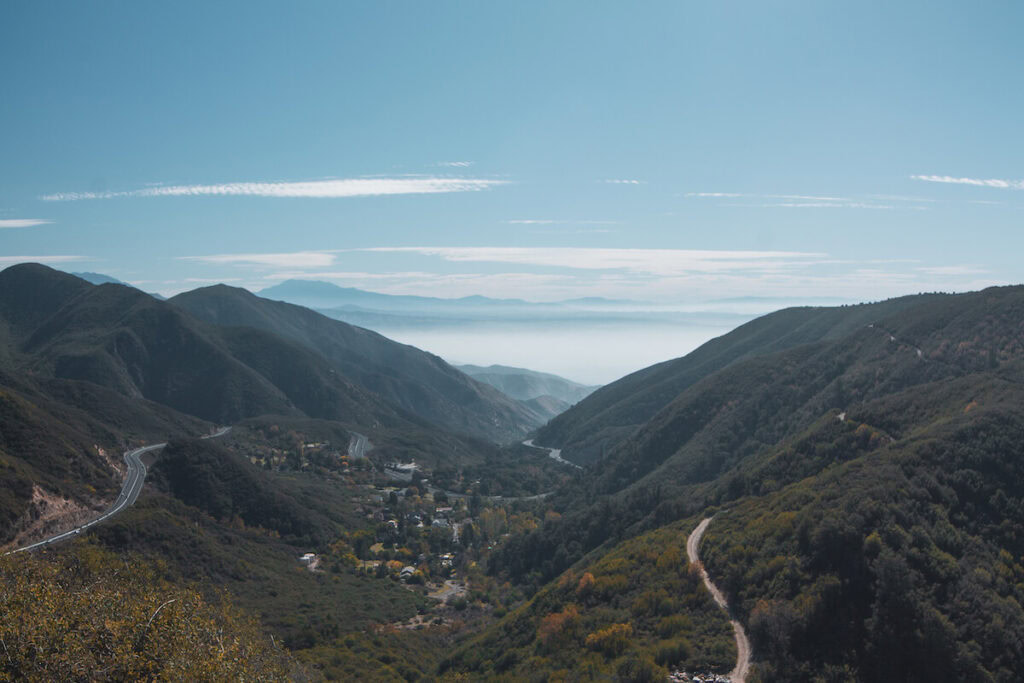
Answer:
359, 246, 826, 276
685, 192, 903, 209
912, 175, 1024, 189
0, 219, 53, 228
170, 247, 1000, 303
41, 177, 507, 201
178, 251, 337, 268
504, 219, 617, 225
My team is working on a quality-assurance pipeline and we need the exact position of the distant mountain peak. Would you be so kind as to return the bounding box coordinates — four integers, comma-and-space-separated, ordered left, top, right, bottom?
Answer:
71, 271, 128, 286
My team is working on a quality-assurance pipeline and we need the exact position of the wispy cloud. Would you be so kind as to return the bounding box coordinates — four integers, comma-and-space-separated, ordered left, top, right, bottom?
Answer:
765, 202, 898, 209
437, 161, 474, 167
504, 219, 618, 225
178, 251, 337, 268
188, 249, 1005, 303
358, 247, 826, 277
184, 277, 243, 283
255, 255, 999, 303
916, 265, 987, 276
0, 255, 86, 266
912, 175, 1024, 189
0, 219, 53, 228
602, 179, 644, 185
263, 271, 437, 281
868, 194, 940, 203
764, 194, 851, 202
546, 229, 617, 234
41, 177, 507, 201
685, 192, 903, 209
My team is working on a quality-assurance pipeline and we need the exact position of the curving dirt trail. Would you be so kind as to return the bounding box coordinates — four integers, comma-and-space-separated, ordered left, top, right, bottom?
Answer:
686, 517, 751, 682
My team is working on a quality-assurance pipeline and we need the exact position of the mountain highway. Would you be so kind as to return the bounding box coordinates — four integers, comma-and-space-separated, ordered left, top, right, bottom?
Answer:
348, 431, 371, 459
6, 426, 231, 555
522, 439, 582, 469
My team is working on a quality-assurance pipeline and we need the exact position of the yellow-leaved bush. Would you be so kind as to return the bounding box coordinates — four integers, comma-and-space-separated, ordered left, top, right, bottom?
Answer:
0, 543, 303, 681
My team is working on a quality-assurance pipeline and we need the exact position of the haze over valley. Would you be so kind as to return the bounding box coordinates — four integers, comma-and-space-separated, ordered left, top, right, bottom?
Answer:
253, 277, 763, 384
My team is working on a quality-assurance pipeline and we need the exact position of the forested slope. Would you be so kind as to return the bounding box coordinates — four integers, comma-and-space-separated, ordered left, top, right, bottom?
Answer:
535, 294, 943, 464
171, 285, 542, 442
481, 286, 1024, 680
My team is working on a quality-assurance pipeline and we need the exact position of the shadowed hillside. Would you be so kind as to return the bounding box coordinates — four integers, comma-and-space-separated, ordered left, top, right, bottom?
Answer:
171, 284, 542, 443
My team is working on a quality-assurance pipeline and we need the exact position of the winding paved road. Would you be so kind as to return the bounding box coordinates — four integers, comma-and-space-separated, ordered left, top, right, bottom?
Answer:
348, 432, 371, 459
522, 439, 582, 469
6, 426, 231, 555
687, 517, 751, 682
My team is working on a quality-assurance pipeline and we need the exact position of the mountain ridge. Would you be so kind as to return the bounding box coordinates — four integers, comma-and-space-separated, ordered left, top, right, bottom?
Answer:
533, 293, 948, 464
258, 278, 631, 311
170, 284, 542, 442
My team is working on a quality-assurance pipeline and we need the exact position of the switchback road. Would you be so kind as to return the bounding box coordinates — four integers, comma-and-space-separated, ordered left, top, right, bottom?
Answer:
6, 426, 231, 555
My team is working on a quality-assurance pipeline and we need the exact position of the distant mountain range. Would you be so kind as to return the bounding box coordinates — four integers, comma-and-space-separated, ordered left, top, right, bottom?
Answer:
455, 363, 600, 422
456, 363, 598, 404
72, 271, 166, 300
72, 272, 127, 286
257, 279, 846, 321
258, 279, 636, 314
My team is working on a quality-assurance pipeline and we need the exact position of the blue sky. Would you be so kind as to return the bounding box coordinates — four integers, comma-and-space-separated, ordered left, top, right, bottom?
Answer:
2, 1, 1022, 301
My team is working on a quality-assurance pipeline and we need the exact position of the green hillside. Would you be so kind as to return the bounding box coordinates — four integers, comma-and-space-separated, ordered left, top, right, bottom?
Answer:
0, 370, 207, 547
171, 285, 542, 443
534, 294, 943, 464
443, 520, 736, 680
480, 286, 1024, 680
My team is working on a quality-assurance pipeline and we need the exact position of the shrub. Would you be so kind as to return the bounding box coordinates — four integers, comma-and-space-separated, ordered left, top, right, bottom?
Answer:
0, 544, 296, 680
585, 623, 633, 657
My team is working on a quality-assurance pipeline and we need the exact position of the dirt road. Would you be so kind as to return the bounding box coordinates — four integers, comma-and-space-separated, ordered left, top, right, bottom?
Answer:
687, 517, 752, 682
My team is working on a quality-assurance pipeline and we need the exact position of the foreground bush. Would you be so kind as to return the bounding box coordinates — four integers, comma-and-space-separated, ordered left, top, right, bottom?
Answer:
0, 543, 300, 681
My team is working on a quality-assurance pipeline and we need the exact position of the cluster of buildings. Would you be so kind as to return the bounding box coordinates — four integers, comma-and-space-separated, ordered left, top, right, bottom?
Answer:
668, 671, 732, 682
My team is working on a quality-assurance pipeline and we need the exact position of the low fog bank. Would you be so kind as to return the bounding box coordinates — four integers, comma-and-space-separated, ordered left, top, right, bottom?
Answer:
372, 318, 754, 385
